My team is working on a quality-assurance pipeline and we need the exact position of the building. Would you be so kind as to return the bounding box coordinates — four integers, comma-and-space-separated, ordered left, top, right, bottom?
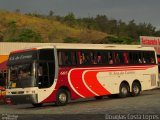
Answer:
140, 36, 160, 72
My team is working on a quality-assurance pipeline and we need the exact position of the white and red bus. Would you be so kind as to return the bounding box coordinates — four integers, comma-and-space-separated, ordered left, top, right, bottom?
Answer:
6, 44, 159, 106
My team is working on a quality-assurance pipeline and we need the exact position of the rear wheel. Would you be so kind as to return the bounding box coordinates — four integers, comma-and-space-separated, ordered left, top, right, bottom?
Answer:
32, 103, 43, 107
55, 89, 69, 106
119, 83, 129, 98
131, 82, 141, 97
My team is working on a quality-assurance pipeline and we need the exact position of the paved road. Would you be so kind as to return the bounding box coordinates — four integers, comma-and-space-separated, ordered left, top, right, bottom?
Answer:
0, 88, 160, 120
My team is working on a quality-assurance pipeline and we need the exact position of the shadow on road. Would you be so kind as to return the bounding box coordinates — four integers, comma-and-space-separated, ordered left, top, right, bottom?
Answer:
10, 88, 160, 110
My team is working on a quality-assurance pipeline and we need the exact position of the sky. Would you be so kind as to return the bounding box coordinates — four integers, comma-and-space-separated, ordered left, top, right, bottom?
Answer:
0, 0, 160, 29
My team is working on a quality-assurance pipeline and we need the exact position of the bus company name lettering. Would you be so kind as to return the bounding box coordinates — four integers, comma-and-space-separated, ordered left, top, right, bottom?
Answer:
109, 71, 135, 75
10, 55, 32, 61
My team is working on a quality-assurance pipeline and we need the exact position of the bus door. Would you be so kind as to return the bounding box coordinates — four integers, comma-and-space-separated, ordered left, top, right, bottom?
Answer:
36, 49, 56, 102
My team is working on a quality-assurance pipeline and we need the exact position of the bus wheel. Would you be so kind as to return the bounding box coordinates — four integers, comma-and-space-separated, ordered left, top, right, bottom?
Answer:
119, 83, 129, 98
131, 82, 141, 97
95, 96, 103, 100
55, 89, 69, 106
32, 103, 43, 107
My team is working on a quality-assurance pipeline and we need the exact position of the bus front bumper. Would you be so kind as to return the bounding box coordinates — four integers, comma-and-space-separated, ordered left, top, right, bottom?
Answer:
5, 94, 38, 104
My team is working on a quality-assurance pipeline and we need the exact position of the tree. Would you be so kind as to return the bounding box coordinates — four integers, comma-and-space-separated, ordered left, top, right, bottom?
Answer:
3, 20, 18, 40
15, 9, 20, 13
7, 28, 42, 42
49, 10, 54, 17
64, 13, 77, 27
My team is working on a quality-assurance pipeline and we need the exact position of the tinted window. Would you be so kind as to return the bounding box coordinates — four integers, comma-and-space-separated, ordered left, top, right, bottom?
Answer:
128, 51, 156, 64
39, 49, 54, 61
57, 49, 156, 66
58, 50, 77, 66
38, 62, 55, 88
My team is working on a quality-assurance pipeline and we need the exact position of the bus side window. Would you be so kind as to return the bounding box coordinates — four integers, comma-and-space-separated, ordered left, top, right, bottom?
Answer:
149, 52, 156, 64
78, 51, 83, 64
90, 51, 103, 65
129, 52, 139, 64
64, 52, 71, 65
78, 51, 91, 65
82, 52, 91, 64
114, 52, 120, 64
71, 51, 77, 65
90, 51, 97, 64
101, 51, 108, 65
97, 52, 102, 64
58, 50, 77, 66
60, 51, 71, 65
123, 52, 129, 64
142, 52, 147, 64
108, 52, 114, 64
138, 52, 143, 63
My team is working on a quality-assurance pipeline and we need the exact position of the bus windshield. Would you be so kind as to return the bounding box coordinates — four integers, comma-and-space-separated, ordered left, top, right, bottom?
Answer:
9, 63, 36, 88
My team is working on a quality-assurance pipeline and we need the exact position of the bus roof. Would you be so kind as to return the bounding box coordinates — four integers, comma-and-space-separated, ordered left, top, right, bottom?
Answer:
10, 43, 155, 53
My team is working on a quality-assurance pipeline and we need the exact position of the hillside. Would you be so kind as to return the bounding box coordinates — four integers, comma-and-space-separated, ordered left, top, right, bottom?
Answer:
0, 11, 107, 43
1, 11, 160, 44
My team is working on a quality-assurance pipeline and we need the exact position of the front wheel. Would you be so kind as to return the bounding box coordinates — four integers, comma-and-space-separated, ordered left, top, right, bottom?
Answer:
131, 82, 141, 97
55, 89, 69, 106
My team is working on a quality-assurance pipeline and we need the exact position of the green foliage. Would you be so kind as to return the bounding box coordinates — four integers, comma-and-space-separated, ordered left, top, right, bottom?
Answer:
6, 28, 42, 42
49, 10, 54, 17
71, 15, 160, 40
1, 11, 160, 44
7, 20, 17, 28
0, 32, 3, 42
63, 37, 80, 43
63, 13, 77, 27
2, 20, 18, 40
95, 36, 138, 44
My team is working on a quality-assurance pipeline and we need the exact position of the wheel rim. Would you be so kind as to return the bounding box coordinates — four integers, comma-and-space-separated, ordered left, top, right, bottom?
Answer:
59, 93, 67, 103
133, 85, 139, 94
121, 87, 128, 95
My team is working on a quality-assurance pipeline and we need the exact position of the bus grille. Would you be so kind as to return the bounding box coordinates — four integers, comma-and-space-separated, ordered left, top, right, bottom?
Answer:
151, 74, 156, 86
11, 91, 24, 94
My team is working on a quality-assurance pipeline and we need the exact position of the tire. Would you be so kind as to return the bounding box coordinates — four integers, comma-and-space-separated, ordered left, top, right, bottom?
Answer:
55, 89, 69, 106
95, 96, 103, 100
131, 82, 141, 97
119, 83, 129, 98
32, 103, 43, 107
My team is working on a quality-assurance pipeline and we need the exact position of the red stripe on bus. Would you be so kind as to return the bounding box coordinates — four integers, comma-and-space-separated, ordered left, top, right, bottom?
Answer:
70, 69, 96, 97
84, 71, 110, 96
69, 65, 155, 97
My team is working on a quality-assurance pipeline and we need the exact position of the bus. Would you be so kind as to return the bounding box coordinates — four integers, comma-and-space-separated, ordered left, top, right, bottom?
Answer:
5, 44, 159, 106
